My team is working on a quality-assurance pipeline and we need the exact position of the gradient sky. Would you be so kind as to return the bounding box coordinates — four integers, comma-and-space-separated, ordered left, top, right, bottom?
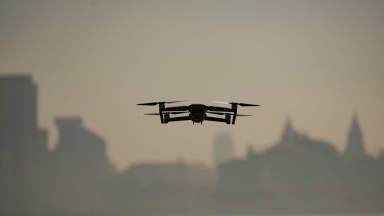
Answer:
1, 0, 383, 171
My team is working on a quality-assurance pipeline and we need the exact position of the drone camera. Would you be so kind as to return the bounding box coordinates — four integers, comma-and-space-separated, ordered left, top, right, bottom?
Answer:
225, 113, 231, 124
164, 113, 170, 124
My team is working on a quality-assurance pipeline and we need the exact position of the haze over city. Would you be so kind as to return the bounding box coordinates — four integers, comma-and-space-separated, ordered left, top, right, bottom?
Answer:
1, 0, 384, 215
1, 0, 383, 173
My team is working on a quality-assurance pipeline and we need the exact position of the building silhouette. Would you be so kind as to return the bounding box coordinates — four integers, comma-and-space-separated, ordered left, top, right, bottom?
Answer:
50, 117, 115, 212
216, 117, 384, 214
343, 115, 366, 163
106, 159, 188, 215
106, 158, 216, 215
0, 75, 48, 212
1, 74, 384, 215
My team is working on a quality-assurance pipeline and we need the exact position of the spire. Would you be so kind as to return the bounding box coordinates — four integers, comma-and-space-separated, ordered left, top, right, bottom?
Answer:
281, 116, 298, 142
343, 114, 366, 162
285, 116, 293, 132
349, 114, 362, 137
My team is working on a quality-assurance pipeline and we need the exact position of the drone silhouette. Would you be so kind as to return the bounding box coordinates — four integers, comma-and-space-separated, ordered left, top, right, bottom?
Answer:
137, 100, 259, 125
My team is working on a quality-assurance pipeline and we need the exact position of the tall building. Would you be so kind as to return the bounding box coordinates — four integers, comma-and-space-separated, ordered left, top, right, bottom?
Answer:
0, 75, 48, 212
213, 133, 234, 168
52, 117, 115, 211
343, 115, 366, 163
0, 75, 38, 152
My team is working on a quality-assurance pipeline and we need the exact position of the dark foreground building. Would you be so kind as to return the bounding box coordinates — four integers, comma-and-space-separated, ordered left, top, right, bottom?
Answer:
0, 75, 48, 213
0, 75, 115, 214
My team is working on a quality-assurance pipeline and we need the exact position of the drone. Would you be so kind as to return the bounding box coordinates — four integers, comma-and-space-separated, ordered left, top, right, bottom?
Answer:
137, 100, 259, 125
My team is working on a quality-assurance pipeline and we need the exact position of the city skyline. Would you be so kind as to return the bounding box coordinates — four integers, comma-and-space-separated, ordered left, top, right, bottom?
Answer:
1, 0, 383, 171
1, 74, 383, 214
0, 73, 378, 170
0, 73, 381, 171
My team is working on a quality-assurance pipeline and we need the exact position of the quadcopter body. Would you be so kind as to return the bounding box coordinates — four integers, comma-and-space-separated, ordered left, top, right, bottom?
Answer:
137, 101, 259, 125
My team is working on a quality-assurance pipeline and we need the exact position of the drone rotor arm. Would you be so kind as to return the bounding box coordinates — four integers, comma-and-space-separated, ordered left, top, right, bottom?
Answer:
207, 106, 234, 112
162, 106, 189, 112
166, 116, 191, 122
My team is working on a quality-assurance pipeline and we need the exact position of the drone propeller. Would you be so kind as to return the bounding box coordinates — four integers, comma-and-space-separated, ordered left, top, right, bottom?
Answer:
142, 112, 188, 115
210, 101, 258, 124
207, 112, 252, 116
137, 100, 187, 124
210, 101, 259, 106
137, 100, 186, 106
207, 112, 227, 115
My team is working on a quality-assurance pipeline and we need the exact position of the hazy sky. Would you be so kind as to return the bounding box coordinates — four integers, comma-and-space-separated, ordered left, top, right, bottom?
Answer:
1, 0, 383, 171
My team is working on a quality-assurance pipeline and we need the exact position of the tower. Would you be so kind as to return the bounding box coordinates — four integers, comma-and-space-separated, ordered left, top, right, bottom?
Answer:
281, 117, 299, 143
213, 133, 234, 168
0, 75, 47, 212
343, 115, 366, 163
0, 75, 38, 151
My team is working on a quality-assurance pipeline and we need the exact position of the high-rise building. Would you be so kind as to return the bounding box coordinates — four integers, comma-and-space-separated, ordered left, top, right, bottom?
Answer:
54, 118, 110, 167
52, 117, 115, 211
0, 75, 37, 150
343, 115, 366, 163
0, 75, 47, 212
213, 133, 234, 168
